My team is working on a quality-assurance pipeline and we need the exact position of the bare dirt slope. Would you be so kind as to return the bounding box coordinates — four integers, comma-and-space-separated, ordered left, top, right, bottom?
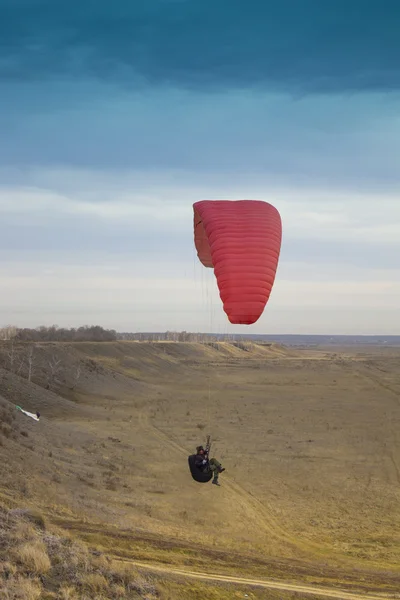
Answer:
1, 340, 400, 598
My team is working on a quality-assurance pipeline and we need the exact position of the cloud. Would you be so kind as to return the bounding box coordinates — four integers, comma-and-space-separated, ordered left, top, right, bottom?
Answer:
2, 2, 400, 334
0, 168, 400, 333
0, 185, 186, 224
1, 0, 400, 94
0, 85, 399, 198
1, 264, 399, 334
2, 168, 400, 245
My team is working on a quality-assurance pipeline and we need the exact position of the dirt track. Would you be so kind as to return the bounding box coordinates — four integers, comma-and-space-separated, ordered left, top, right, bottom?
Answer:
117, 558, 396, 599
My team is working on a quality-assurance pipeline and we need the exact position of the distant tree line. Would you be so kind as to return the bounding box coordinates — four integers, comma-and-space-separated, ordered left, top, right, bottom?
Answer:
3, 325, 117, 342
1, 325, 252, 344
0, 325, 18, 340
117, 331, 236, 342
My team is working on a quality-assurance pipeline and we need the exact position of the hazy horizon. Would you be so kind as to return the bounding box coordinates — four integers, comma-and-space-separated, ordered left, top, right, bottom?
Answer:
1, 1, 400, 335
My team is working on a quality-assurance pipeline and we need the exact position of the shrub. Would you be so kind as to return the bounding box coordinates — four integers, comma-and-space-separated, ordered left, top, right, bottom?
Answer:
14, 540, 51, 575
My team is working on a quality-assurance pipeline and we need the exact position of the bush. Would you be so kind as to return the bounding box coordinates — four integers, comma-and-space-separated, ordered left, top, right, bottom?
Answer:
14, 541, 51, 574
0, 507, 159, 599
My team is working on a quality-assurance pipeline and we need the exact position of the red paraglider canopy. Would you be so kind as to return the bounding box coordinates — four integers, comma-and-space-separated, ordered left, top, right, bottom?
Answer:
193, 200, 282, 325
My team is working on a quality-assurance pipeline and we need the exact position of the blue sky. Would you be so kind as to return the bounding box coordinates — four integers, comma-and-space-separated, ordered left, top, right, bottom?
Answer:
1, 0, 400, 334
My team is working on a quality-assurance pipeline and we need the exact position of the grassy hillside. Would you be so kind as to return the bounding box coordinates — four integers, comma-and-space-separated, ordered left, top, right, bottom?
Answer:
1, 340, 399, 598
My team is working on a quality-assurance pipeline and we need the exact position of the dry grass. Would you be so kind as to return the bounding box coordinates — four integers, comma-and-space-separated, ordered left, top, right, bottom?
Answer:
0, 506, 159, 599
1, 506, 284, 599
57, 585, 80, 600
1, 340, 400, 596
14, 540, 51, 574
1, 576, 42, 600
